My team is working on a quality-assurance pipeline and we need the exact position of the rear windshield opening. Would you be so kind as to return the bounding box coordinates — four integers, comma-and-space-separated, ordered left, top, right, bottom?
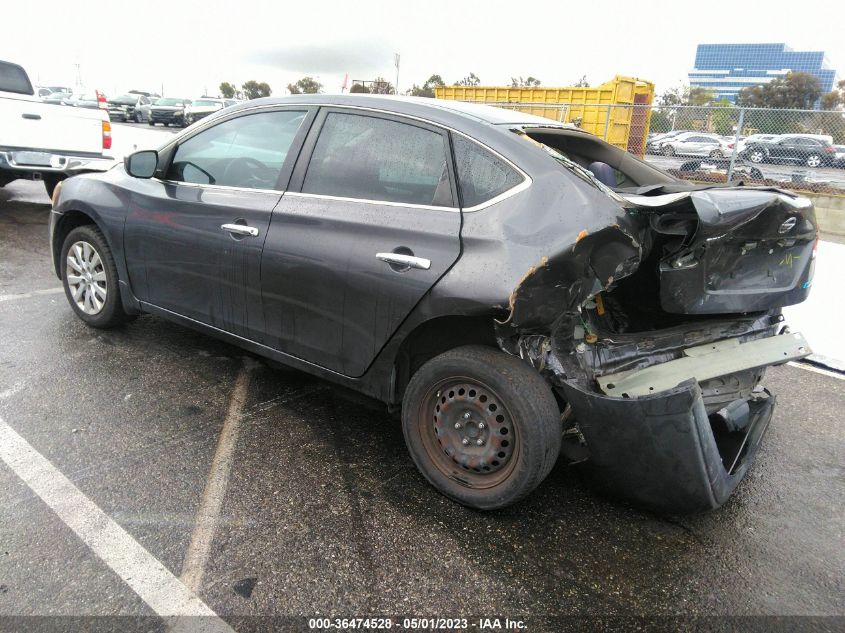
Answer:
522, 129, 675, 190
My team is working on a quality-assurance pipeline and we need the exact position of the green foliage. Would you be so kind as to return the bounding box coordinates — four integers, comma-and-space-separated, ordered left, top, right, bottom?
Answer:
710, 99, 735, 135
287, 76, 322, 95
455, 73, 480, 86
241, 80, 272, 100
510, 76, 541, 87
406, 74, 445, 98
648, 110, 672, 133
349, 83, 369, 93
219, 82, 236, 99
737, 72, 821, 109
369, 77, 395, 95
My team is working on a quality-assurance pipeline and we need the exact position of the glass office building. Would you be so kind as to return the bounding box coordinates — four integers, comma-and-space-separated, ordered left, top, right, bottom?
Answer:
688, 43, 837, 105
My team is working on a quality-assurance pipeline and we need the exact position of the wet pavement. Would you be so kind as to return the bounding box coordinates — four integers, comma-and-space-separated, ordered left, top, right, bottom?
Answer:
0, 180, 843, 632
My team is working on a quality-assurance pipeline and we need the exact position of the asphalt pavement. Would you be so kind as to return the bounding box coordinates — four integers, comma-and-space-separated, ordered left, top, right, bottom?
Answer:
0, 170, 843, 632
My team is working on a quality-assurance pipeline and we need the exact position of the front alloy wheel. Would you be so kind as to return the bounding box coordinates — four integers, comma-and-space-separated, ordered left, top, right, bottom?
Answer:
61, 225, 130, 328
806, 154, 822, 168
402, 346, 561, 510
66, 240, 107, 315
662, 145, 675, 156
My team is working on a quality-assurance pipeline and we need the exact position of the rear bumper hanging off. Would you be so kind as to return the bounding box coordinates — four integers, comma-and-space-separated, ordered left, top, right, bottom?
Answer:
558, 377, 776, 514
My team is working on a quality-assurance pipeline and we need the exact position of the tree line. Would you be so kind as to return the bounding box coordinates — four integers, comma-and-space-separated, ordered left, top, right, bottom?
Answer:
216, 72, 552, 100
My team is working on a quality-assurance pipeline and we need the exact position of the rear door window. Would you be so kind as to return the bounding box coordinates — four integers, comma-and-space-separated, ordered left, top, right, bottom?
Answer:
0, 61, 33, 95
167, 110, 307, 189
301, 112, 453, 207
452, 136, 523, 208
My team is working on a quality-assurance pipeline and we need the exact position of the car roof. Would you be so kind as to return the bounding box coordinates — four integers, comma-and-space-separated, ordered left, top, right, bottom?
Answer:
226, 94, 577, 129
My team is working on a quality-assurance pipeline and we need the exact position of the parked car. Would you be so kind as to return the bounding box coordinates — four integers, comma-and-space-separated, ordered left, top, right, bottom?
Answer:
742, 135, 836, 167
37, 85, 73, 99
659, 132, 729, 157
149, 97, 192, 126
41, 90, 73, 105
732, 133, 778, 155
107, 93, 152, 123
66, 92, 104, 110
833, 145, 845, 169
646, 130, 686, 154
0, 59, 114, 198
185, 98, 225, 125
49, 95, 815, 513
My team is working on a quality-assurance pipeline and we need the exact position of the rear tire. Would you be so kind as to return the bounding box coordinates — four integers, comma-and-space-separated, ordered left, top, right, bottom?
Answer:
806, 154, 822, 168
748, 149, 765, 163
60, 225, 129, 329
709, 149, 723, 158
402, 345, 561, 510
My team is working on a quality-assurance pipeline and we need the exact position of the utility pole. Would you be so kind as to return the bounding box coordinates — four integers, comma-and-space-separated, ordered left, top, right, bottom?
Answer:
394, 53, 400, 95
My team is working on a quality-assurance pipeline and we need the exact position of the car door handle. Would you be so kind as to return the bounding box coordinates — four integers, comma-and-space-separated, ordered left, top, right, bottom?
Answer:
22, 113, 41, 120
221, 223, 259, 237
376, 252, 431, 270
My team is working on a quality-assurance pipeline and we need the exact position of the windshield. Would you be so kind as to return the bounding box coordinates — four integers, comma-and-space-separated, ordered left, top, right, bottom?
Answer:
111, 95, 137, 105
155, 98, 186, 106
192, 100, 222, 107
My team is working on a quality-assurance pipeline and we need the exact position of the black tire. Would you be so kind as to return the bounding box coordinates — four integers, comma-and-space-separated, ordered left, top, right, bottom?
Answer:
402, 345, 562, 510
805, 154, 822, 168
134, 111, 142, 123
60, 225, 129, 328
662, 145, 675, 156
148, 120, 155, 126
709, 149, 723, 158
43, 175, 64, 200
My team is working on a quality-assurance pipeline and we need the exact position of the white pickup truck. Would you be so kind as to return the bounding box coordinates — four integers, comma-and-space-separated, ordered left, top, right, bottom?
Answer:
0, 59, 114, 198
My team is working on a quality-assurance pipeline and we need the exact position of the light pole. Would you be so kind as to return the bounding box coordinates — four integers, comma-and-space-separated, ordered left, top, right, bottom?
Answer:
394, 53, 400, 95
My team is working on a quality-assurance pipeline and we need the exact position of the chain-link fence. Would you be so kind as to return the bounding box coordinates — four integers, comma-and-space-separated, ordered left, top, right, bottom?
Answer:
456, 101, 845, 195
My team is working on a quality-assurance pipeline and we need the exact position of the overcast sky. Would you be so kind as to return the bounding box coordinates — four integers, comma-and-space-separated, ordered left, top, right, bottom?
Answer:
3, 0, 842, 98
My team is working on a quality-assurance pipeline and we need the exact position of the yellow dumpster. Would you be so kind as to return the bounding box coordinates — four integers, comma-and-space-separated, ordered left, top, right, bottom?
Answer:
435, 76, 655, 155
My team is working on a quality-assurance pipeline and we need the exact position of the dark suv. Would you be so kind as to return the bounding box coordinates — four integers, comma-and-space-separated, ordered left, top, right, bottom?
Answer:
148, 97, 192, 126
48, 96, 815, 513
742, 135, 836, 167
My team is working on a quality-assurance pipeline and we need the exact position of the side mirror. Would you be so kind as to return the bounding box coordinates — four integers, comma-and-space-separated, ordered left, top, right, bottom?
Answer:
125, 150, 158, 179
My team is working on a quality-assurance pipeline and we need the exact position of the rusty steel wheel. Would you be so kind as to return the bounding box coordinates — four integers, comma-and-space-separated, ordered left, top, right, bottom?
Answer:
426, 378, 518, 487
402, 346, 561, 510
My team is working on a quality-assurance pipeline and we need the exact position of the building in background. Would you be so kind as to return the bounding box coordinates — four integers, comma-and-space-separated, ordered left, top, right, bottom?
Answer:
688, 43, 836, 105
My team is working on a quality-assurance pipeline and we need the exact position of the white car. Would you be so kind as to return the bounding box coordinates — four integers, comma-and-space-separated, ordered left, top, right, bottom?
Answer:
659, 132, 730, 158
185, 98, 226, 125
0, 59, 114, 198
732, 134, 779, 155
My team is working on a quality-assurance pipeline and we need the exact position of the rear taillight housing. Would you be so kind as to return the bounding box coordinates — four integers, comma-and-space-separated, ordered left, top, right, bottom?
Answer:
824, 146, 834, 153
102, 120, 112, 150
96, 90, 107, 109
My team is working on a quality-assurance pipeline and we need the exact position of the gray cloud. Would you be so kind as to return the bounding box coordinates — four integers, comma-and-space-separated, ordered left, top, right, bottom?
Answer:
245, 41, 395, 76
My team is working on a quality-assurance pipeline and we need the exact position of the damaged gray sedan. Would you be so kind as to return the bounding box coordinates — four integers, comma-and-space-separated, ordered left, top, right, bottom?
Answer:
49, 95, 815, 512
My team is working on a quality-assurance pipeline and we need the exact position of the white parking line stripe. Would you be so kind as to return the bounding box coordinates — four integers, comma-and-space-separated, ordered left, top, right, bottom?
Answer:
180, 364, 251, 592
0, 418, 234, 631
0, 287, 64, 302
787, 361, 845, 380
